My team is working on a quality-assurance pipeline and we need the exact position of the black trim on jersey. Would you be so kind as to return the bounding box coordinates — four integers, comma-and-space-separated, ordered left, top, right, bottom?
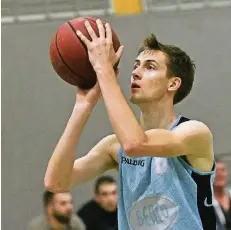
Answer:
178, 116, 190, 124
175, 116, 217, 230
191, 171, 216, 230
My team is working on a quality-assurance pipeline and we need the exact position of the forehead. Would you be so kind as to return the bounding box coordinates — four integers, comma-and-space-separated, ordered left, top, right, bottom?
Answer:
99, 183, 117, 192
54, 193, 72, 202
136, 50, 167, 65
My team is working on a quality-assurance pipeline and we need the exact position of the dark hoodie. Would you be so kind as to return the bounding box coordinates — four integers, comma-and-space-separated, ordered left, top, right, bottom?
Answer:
77, 200, 118, 230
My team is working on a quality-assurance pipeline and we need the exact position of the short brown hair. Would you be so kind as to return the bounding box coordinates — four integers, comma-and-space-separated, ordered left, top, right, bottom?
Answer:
138, 34, 195, 104
94, 175, 116, 194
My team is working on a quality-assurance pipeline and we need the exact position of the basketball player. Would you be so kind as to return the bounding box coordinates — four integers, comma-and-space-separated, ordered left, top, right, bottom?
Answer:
45, 19, 217, 230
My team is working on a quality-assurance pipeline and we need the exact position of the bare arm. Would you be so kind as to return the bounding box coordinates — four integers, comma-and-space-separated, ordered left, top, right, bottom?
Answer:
125, 120, 214, 172
125, 120, 213, 157
44, 104, 92, 192
45, 102, 119, 192
70, 134, 119, 187
44, 81, 119, 192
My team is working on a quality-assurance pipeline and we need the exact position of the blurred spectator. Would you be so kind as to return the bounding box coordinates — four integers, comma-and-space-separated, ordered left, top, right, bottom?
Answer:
77, 175, 118, 230
28, 191, 85, 230
214, 158, 231, 230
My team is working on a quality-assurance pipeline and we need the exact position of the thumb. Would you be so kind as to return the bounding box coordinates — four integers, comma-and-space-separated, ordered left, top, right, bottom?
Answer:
116, 46, 124, 61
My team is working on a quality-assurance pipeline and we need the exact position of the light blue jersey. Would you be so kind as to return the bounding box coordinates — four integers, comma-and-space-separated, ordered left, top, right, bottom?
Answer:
118, 115, 216, 230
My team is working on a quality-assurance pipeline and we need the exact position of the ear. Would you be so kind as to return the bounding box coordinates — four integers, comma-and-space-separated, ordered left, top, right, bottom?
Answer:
168, 77, 181, 92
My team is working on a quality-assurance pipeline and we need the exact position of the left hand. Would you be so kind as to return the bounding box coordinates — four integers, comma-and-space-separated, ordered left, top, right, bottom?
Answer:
76, 19, 124, 73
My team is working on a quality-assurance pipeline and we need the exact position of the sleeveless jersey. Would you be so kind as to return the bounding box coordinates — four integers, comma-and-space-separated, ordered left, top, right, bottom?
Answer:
117, 115, 216, 230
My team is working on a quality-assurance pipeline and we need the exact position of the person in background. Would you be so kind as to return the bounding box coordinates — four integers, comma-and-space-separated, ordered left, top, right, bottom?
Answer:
28, 191, 85, 230
213, 157, 231, 230
77, 176, 118, 230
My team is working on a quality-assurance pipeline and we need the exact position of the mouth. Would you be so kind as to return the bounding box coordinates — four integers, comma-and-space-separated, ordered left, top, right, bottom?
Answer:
131, 83, 141, 89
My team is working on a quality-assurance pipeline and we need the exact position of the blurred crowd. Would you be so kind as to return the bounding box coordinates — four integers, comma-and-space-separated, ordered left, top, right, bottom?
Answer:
28, 158, 231, 230
28, 176, 118, 230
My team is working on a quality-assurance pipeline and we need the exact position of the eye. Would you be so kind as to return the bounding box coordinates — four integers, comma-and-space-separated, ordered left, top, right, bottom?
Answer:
147, 65, 155, 70
133, 63, 139, 70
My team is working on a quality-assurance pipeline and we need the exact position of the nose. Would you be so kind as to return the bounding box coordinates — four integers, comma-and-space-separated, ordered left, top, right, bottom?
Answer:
132, 68, 142, 81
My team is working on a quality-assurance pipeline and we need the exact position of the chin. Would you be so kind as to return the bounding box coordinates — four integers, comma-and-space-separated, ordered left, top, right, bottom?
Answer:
130, 95, 146, 105
106, 206, 117, 212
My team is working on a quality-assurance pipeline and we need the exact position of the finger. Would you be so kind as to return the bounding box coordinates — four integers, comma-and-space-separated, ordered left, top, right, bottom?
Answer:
84, 20, 97, 40
105, 23, 112, 42
96, 19, 105, 38
76, 30, 91, 47
116, 46, 124, 61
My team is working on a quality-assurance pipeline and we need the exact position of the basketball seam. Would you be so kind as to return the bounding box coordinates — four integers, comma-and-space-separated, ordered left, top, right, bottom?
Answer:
67, 21, 88, 53
55, 27, 83, 81
84, 18, 120, 69
68, 18, 119, 69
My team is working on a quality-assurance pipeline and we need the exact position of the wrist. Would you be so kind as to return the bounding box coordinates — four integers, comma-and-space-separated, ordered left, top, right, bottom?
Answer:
95, 64, 115, 79
73, 102, 94, 113
95, 62, 114, 74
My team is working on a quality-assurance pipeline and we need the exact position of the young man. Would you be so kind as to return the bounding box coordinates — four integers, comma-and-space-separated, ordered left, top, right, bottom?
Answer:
77, 176, 118, 230
45, 19, 216, 230
28, 191, 85, 230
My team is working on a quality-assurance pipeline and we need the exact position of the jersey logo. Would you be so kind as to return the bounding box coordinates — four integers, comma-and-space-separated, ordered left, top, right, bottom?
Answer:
204, 197, 213, 207
129, 196, 179, 230
121, 156, 145, 167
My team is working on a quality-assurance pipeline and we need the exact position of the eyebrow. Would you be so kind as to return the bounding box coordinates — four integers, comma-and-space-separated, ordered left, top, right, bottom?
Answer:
134, 59, 159, 66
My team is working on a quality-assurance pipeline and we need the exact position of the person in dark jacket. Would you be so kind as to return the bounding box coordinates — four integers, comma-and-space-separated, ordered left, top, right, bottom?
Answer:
77, 176, 118, 230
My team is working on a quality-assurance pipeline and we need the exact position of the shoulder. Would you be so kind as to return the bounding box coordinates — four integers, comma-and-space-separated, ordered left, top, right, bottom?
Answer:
27, 215, 47, 229
174, 120, 214, 158
78, 200, 103, 217
175, 120, 214, 170
100, 134, 118, 146
173, 120, 213, 148
99, 134, 120, 162
174, 120, 212, 137
78, 200, 96, 213
71, 215, 86, 229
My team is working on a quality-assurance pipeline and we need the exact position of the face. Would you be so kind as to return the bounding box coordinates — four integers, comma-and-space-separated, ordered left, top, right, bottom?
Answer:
130, 50, 181, 105
95, 183, 118, 212
50, 193, 73, 224
214, 162, 228, 188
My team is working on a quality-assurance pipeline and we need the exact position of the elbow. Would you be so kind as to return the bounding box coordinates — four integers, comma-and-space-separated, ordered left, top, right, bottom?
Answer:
123, 142, 143, 158
123, 135, 148, 157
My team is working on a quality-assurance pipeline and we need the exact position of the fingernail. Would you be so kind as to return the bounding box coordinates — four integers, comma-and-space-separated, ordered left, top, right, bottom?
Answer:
76, 30, 81, 35
85, 20, 89, 25
96, 19, 101, 23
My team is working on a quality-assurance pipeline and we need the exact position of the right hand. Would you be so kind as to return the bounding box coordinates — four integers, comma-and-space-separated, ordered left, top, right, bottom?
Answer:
75, 68, 120, 108
75, 81, 101, 108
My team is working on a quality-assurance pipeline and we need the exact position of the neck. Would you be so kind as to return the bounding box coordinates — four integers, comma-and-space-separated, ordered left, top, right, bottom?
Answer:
139, 99, 176, 130
48, 215, 66, 230
214, 186, 226, 198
